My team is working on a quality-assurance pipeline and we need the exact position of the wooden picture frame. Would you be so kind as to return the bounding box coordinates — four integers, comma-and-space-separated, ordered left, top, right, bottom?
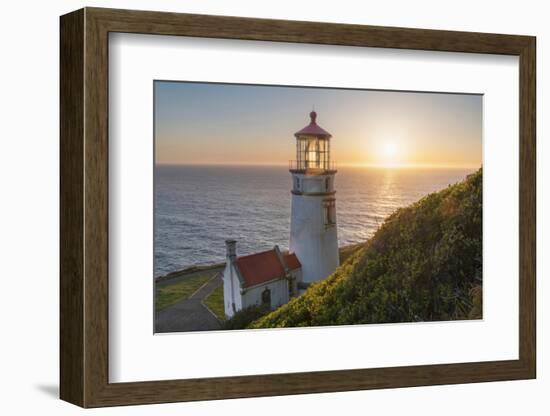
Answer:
60, 7, 536, 408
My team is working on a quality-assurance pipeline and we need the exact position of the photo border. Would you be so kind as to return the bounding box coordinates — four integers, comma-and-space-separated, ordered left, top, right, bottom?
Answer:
152, 78, 484, 326
60, 7, 536, 407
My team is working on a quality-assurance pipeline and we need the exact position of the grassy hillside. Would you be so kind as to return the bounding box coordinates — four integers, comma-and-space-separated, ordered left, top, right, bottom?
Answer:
204, 284, 225, 320
155, 268, 220, 311
251, 168, 482, 329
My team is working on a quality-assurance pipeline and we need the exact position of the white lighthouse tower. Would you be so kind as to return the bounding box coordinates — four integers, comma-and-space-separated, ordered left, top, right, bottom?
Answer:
289, 111, 339, 286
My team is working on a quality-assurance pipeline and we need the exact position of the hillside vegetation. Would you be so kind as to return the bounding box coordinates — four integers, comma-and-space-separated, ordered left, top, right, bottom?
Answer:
251, 169, 482, 328
155, 269, 220, 311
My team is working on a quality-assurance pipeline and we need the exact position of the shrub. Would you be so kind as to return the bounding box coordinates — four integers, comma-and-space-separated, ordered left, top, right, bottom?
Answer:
223, 304, 271, 330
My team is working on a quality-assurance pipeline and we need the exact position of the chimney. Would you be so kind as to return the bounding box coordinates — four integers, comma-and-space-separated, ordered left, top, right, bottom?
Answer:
225, 239, 237, 261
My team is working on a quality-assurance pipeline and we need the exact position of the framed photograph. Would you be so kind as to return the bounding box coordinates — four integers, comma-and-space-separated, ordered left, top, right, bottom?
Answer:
60, 7, 536, 407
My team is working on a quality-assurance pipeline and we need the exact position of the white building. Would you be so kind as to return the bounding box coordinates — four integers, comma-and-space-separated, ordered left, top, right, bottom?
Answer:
289, 111, 339, 286
222, 110, 339, 318
223, 240, 302, 319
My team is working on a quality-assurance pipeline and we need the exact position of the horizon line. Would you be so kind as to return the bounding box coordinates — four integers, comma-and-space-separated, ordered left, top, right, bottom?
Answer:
155, 162, 482, 169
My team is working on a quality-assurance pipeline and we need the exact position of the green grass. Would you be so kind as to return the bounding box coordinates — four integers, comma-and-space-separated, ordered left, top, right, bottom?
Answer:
339, 243, 362, 264
155, 270, 217, 311
204, 284, 225, 321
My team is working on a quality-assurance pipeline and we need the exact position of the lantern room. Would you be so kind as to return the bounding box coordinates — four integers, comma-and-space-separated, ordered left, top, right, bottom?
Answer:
291, 111, 334, 171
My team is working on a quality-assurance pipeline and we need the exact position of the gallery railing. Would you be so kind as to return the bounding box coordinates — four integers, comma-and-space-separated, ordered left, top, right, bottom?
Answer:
288, 160, 337, 171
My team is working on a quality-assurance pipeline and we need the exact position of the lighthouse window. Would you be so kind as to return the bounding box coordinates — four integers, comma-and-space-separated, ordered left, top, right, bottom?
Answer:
296, 177, 300, 190
323, 199, 336, 226
325, 177, 330, 191
306, 138, 320, 168
319, 139, 328, 169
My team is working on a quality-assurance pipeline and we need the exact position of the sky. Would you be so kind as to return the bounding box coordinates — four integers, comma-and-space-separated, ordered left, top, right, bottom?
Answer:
154, 81, 482, 168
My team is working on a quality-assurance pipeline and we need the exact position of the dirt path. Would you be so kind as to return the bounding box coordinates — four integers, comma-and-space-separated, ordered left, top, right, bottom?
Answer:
155, 273, 223, 333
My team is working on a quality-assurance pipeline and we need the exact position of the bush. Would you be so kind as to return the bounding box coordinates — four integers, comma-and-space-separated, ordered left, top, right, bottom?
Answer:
223, 304, 271, 330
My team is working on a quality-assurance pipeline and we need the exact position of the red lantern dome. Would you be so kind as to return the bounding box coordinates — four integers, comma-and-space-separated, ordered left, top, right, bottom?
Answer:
294, 111, 332, 139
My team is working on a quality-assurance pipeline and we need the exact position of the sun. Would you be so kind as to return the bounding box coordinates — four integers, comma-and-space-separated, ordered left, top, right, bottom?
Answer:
383, 142, 398, 158
379, 141, 401, 167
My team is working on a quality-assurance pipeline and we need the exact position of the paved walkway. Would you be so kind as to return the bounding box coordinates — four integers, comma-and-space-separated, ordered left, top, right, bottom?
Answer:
155, 273, 223, 333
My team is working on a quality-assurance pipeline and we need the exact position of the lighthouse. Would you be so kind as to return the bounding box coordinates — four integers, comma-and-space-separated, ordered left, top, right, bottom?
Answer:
289, 111, 339, 286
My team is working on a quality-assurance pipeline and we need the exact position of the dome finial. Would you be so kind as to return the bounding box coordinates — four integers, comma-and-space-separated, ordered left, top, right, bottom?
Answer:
309, 108, 317, 123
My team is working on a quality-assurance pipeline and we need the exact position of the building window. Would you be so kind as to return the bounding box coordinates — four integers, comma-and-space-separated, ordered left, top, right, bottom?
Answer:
323, 198, 336, 226
261, 288, 271, 307
288, 277, 294, 298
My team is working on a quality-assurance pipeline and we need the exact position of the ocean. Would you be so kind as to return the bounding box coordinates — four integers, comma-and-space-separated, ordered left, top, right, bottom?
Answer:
154, 165, 476, 277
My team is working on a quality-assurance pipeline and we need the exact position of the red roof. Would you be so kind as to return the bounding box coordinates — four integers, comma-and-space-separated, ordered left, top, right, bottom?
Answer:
284, 253, 301, 270
295, 111, 332, 138
235, 249, 286, 288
